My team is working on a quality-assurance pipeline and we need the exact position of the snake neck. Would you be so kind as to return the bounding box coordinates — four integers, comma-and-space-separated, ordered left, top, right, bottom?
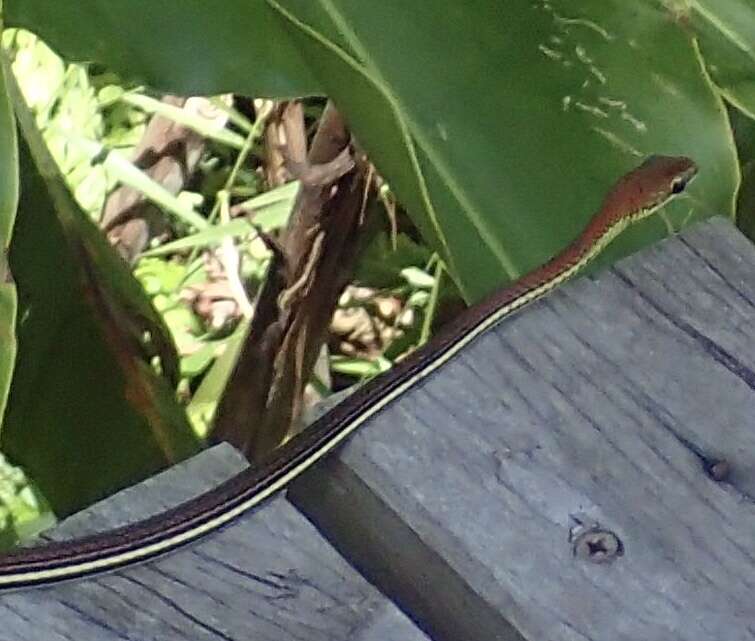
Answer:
499, 213, 632, 315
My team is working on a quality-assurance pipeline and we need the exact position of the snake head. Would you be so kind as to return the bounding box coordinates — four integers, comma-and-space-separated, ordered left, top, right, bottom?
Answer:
602, 155, 698, 222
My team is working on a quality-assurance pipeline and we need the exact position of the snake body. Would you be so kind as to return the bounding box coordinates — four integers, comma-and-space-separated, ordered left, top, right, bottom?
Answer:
0, 155, 697, 589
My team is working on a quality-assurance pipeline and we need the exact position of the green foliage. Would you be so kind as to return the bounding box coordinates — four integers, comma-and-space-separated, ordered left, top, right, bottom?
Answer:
3, 71, 200, 517
7, 1, 743, 301
134, 258, 205, 359
354, 232, 432, 289
0, 453, 54, 548
5, 31, 114, 217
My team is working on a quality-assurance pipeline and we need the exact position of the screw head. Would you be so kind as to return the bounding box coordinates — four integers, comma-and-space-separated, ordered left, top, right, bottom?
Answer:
705, 459, 730, 482
572, 528, 624, 564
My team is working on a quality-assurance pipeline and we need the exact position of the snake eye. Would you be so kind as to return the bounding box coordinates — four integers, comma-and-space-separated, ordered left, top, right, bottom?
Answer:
670, 177, 687, 194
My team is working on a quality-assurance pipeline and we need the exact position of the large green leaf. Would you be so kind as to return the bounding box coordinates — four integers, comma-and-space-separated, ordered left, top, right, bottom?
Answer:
2, 64, 200, 516
4, 0, 319, 97
266, 0, 738, 301
0, 44, 18, 427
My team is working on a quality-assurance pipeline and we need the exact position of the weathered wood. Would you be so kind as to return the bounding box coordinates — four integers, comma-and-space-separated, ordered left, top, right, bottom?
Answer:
289, 218, 755, 641
0, 217, 753, 641
0, 444, 429, 641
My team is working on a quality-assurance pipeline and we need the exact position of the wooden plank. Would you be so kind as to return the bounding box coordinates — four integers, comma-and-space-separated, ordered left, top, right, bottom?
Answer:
289, 218, 755, 641
0, 444, 430, 641
1, 217, 752, 640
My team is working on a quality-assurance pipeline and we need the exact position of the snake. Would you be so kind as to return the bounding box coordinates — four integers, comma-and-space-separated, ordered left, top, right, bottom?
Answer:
0, 154, 697, 590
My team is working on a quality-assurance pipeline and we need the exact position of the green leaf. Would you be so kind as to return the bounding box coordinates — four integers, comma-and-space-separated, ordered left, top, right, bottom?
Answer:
330, 354, 391, 379
0, 277, 15, 435
119, 92, 247, 149
5, 0, 320, 97
59, 132, 209, 230
2, 63, 200, 516
179, 342, 218, 379
237, 179, 300, 226
400, 266, 435, 290
141, 181, 299, 257
0, 53, 18, 429
688, 0, 755, 116
187, 319, 249, 438
266, 0, 738, 301
353, 232, 432, 289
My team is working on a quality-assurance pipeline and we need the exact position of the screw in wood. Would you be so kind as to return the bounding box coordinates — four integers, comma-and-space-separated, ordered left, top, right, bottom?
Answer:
571, 528, 624, 564
704, 458, 730, 482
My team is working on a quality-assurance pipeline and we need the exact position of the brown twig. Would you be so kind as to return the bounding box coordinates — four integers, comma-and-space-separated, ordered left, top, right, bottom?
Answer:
211, 102, 375, 461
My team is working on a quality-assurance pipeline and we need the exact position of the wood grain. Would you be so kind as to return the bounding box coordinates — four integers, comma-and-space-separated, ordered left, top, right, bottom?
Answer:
0, 445, 429, 641
290, 218, 755, 641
